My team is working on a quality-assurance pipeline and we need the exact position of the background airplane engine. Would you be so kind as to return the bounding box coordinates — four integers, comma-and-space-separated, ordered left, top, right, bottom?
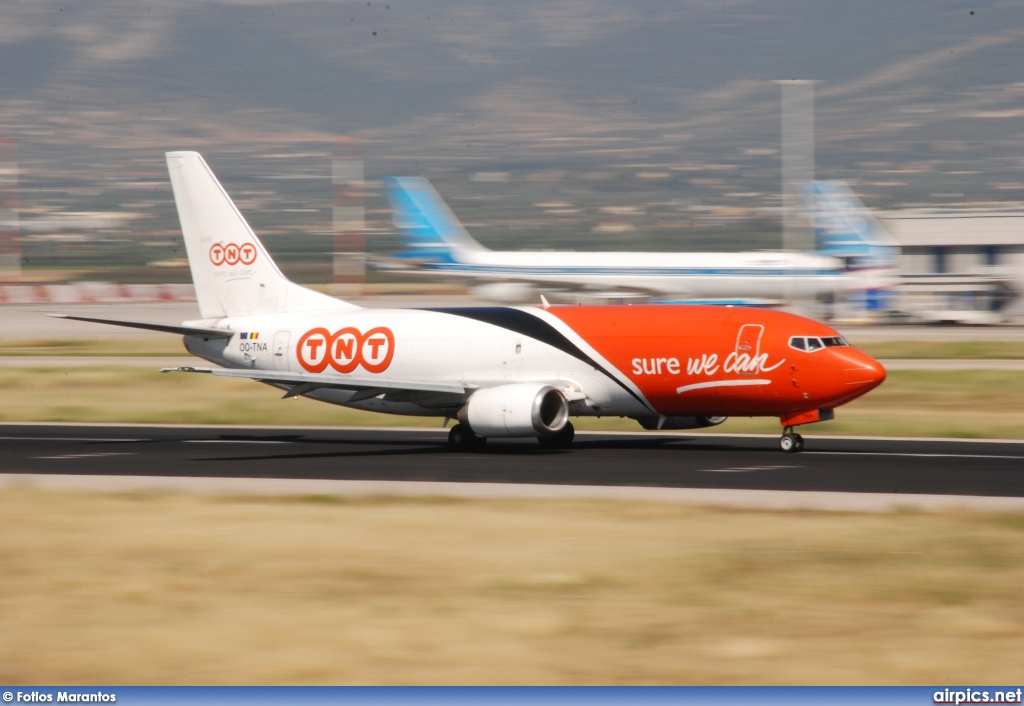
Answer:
459, 383, 569, 438
636, 415, 728, 431
470, 282, 535, 303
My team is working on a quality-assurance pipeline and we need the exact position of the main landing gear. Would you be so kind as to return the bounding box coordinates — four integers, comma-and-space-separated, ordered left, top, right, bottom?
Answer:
538, 421, 575, 449
447, 421, 576, 452
779, 426, 804, 453
448, 424, 487, 451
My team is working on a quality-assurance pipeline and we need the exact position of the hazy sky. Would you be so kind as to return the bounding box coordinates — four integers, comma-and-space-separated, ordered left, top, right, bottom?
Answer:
2, 0, 1023, 209
2, 2, 1019, 133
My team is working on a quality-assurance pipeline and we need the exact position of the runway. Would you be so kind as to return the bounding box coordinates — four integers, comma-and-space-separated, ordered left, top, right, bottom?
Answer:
2, 425, 1023, 510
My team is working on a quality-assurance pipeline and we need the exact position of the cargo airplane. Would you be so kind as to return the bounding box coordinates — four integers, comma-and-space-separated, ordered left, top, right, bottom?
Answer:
380, 176, 850, 304
55, 152, 886, 453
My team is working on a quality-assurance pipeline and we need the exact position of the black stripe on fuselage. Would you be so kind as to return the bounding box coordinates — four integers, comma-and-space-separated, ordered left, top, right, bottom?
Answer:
421, 307, 650, 411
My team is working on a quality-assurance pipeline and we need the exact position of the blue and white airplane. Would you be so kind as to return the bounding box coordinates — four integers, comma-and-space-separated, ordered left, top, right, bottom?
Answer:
381, 177, 852, 304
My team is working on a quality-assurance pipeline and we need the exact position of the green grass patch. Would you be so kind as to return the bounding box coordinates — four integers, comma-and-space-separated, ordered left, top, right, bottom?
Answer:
0, 338, 187, 357
852, 340, 1024, 360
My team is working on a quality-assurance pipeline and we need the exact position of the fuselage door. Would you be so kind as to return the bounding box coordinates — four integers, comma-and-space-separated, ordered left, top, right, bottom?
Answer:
273, 331, 291, 371
734, 324, 765, 376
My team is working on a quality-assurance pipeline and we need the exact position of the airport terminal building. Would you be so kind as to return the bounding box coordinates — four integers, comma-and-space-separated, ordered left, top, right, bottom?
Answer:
808, 181, 1024, 324
878, 212, 1024, 324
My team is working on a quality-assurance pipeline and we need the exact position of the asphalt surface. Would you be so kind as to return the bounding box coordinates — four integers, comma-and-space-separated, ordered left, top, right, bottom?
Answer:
2, 424, 1023, 499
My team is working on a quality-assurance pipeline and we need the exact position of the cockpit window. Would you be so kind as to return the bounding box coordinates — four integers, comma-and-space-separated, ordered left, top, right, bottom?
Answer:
790, 335, 851, 352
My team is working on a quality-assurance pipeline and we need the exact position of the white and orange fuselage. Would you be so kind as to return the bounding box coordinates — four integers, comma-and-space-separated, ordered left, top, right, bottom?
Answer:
186, 303, 884, 426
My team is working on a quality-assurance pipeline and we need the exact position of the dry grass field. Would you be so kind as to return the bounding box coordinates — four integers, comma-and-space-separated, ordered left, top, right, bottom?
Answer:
1, 489, 1023, 684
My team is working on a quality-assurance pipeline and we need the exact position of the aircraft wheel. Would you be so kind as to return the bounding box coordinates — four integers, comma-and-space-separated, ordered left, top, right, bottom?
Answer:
448, 424, 485, 451
780, 433, 801, 453
539, 421, 575, 449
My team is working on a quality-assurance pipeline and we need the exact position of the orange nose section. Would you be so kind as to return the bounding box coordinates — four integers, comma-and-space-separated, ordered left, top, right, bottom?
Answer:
845, 350, 887, 394
816, 348, 886, 409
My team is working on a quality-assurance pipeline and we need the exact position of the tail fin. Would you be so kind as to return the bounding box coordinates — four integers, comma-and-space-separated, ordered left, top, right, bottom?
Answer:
166, 151, 355, 319
384, 176, 485, 262
805, 180, 899, 269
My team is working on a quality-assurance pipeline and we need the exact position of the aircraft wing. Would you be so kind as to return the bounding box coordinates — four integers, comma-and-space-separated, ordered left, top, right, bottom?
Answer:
161, 366, 587, 406
161, 365, 467, 402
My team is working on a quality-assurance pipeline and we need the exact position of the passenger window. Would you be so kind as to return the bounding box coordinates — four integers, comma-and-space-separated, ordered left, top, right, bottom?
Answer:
806, 337, 823, 351
789, 336, 806, 351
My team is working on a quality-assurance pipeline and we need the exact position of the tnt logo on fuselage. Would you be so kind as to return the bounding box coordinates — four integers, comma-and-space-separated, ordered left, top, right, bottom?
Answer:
297, 326, 395, 374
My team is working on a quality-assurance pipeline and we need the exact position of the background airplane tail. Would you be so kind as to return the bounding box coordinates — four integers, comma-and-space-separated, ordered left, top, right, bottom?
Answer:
806, 180, 901, 311
384, 176, 485, 262
806, 180, 899, 269
166, 151, 353, 319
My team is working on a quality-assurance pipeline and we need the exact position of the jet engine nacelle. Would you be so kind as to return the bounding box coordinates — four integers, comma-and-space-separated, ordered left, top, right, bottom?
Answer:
636, 415, 728, 431
460, 382, 569, 437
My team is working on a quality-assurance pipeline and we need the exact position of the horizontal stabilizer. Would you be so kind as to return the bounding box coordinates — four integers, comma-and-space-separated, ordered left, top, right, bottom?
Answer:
48, 314, 233, 338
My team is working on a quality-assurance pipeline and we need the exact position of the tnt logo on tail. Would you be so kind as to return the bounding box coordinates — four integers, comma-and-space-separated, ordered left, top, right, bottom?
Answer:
210, 242, 257, 266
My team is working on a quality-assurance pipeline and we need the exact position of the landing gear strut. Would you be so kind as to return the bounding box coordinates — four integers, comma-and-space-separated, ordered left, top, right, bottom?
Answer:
779, 426, 804, 453
448, 423, 487, 452
538, 421, 575, 449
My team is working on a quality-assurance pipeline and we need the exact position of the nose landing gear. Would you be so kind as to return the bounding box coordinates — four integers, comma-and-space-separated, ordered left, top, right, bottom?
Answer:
779, 426, 804, 453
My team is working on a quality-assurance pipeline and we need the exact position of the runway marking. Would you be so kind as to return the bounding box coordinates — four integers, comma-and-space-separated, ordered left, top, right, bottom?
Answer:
693, 465, 797, 473
33, 453, 136, 460
805, 451, 1024, 460
0, 436, 139, 443
182, 440, 291, 444
2, 437, 293, 445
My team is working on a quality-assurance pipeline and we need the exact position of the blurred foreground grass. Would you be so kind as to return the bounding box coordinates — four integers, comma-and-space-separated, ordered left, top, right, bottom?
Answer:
1, 489, 1022, 684
1, 364, 1023, 439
